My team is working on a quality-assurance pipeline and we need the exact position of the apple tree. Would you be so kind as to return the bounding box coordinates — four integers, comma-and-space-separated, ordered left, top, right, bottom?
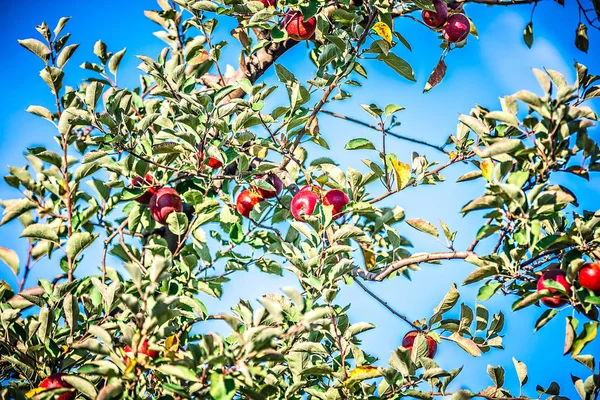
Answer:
1, 0, 600, 399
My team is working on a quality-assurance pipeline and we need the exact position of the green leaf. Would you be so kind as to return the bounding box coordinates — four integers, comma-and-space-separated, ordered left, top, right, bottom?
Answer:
18, 38, 51, 62
475, 138, 522, 158
406, 218, 439, 238
463, 266, 499, 285
67, 232, 96, 260
523, 22, 534, 48
377, 52, 416, 82
0, 247, 19, 276
157, 365, 201, 382
461, 195, 503, 214
344, 138, 376, 151
384, 104, 405, 117
26, 105, 53, 120
571, 322, 597, 357
57, 43, 79, 68
477, 282, 501, 301
575, 23, 589, 53
21, 223, 59, 243
209, 372, 235, 399
62, 375, 98, 398
166, 212, 189, 236
108, 48, 127, 75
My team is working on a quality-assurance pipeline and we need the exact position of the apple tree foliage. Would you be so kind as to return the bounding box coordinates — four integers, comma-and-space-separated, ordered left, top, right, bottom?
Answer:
1, 0, 600, 399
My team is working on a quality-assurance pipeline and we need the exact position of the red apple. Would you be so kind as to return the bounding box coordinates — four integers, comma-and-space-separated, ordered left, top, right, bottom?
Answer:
131, 174, 160, 205
284, 11, 317, 41
149, 188, 183, 225
579, 263, 600, 292
254, 174, 284, 199
422, 10, 446, 28
291, 189, 320, 221
197, 152, 223, 169
442, 14, 470, 43
402, 331, 437, 358
39, 374, 74, 400
236, 189, 264, 218
124, 338, 160, 361
537, 269, 571, 308
258, 0, 276, 7
323, 189, 349, 219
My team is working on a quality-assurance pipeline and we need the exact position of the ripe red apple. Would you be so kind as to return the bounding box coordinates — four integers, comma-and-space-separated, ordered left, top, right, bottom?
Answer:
402, 331, 437, 358
131, 174, 160, 205
39, 374, 74, 400
291, 189, 320, 222
284, 11, 317, 41
197, 152, 223, 169
422, 10, 446, 28
323, 189, 349, 219
258, 0, 276, 7
149, 188, 183, 225
254, 174, 284, 199
124, 338, 160, 360
236, 189, 264, 218
579, 263, 600, 292
537, 269, 571, 308
442, 14, 470, 43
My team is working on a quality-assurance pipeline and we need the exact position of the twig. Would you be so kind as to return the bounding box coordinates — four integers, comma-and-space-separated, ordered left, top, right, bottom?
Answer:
372, 251, 475, 281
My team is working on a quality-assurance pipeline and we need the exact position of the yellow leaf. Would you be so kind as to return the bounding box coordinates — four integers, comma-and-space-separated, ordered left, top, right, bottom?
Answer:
360, 245, 376, 269
372, 22, 392, 45
26, 388, 46, 398
480, 159, 494, 182
249, 145, 268, 158
447, 332, 482, 357
165, 335, 179, 353
390, 159, 411, 190
449, 151, 457, 160
345, 365, 383, 386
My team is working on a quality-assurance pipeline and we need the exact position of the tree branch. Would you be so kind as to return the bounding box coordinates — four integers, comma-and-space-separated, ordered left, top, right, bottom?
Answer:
369, 251, 475, 281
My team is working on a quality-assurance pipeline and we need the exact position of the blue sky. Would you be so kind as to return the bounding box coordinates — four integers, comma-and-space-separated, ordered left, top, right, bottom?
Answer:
1, 0, 600, 397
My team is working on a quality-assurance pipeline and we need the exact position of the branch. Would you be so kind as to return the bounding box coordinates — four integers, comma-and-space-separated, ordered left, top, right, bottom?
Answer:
318, 109, 448, 154
369, 251, 475, 281
354, 277, 419, 329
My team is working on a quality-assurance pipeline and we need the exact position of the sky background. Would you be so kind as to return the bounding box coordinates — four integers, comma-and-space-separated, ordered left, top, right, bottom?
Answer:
1, 0, 600, 397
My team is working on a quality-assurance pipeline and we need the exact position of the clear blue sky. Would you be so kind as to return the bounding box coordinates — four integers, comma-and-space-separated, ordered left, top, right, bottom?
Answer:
1, 0, 599, 397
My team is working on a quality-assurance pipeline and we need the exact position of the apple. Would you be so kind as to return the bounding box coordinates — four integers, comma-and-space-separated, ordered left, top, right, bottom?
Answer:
323, 189, 349, 219
254, 174, 284, 199
149, 188, 183, 225
197, 152, 223, 169
422, 10, 446, 28
284, 11, 317, 41
124, 338, 160, 360
236, 189, 264, 218
442, 14, 470, 43
537, 269, 571, 308
579, 263, 600, 291
39, 374, 74, 400
131, 174, 160, 205
258, 0, 276, 7
402, 331, 437, 358
291, 188, 320, 221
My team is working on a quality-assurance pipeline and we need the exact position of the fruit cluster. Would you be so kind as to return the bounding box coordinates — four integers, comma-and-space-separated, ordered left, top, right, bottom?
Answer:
131, 174, 183, 225
290, 185, 349, 222
421, 0, 471, 43
536, 263, 600, 308
236, 174, 284, 217
256, 0, 317, 41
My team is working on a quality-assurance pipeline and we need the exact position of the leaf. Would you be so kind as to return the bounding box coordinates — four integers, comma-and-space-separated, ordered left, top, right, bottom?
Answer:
157, 365, 201, 382
377, 52, 416, 82
423, 58, 447, 93
0, 247, 19, 276
571, 322, 598, 357
372, 22, 392, 44
480, 159, 494, 181
344, 138, 376, 151
575, 23, 589, 53
461, 195, 502, 214
166, 212, 189, 236
523, 22, 534, 48
476, 139, 522, 158
21, 223, 59, 243
406, 218, 439, 238
534, 308, 558, 331
18, 38, 51, 62
573, 354, 595, 371
447, 332, 482, 357
108, 48, 127, 75
390, 159, 411, 190
457, 170, 482, 182
463, 266, 499, 285
57, 43, 79, 68
62, 375, 98, 398
209, 373, 236, 400
385, 104, 405, 116
512, 358, 528, 387
344, 366, 383, 387
26, 105, 53, 120
67, 232, 96, 259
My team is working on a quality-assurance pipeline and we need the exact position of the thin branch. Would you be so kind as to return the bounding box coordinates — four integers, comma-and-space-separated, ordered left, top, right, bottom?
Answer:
355, 277, 419, 329
318, 109, 448, 154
